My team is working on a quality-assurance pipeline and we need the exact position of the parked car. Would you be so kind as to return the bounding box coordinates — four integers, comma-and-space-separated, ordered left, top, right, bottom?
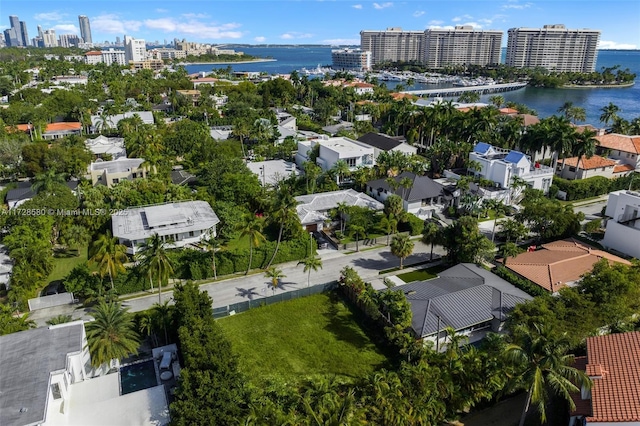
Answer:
312, 231, 329, 249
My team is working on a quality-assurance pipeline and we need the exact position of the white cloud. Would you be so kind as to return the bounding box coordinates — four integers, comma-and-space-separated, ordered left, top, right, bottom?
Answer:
323, 38, 360, 45
599, 40, 638, 49
155, 8, 168, 13
182, 13, 209, 19
373, 2, 393, 10
280, 33, 294, 40
428, 20, 444, 26
92, 14, 142, 34
413, 11, 425, 18
143, 18, 242, 39
279, 32, 313, 40
502, 2, 533, 10
254, 36, 266, 43
34, 12, 66, 21
429, 25, 455, 30
53, 24, 79, 34
461, 22, 483, 29
352, 4, 363, 9
452, 14, 473, 23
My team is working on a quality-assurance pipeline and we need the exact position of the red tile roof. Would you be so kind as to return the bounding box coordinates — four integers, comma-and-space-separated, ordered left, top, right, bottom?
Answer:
559, 155, 616, 170
499, 107, 519, 114
504, 238, 631, 292
595, 133, 640, 154
85, 51, 102, 56
613, 163, 636, 173
570, 356, 592, 417
5, 123, 33, 132
45, 122, 82, 132
583, 332, 640, 423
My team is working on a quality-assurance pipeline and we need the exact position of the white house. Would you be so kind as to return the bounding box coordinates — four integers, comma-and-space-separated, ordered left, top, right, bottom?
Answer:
88, 157, 147, 188
595, 133, 640, 172
296, 136, 375, 181
602, 190, 640, 259
112, 200, 220, 254
246, 160, 300, 186
469, 142, 554, 195
85, 135, 126, 159
90, 111, 154, 133
556, 155, 618, 180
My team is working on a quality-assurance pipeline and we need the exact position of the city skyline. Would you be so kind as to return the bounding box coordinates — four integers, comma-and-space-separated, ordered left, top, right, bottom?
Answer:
2, 0, 639, 49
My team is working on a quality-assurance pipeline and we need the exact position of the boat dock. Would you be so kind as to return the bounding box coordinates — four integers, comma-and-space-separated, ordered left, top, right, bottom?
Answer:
401, 82, 527, 97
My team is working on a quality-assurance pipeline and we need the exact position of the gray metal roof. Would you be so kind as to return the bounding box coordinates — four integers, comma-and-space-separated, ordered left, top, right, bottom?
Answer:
357, 132, 404, 151
90, 157, 144, 173
112, 200, 219, 242
392, 263, 532, 338
367, 171, 446, 202
6, 181, 79, 202
0, 323, 84, 426
295, 189, 383, 225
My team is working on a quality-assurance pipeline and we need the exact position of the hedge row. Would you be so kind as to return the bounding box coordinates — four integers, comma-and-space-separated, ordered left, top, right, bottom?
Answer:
493, 265, 548, 297
553, 173, 638, 201
169, 234, 314, 280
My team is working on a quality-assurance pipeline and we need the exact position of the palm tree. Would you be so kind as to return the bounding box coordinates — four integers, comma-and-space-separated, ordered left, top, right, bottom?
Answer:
573, 128, 599, 173
89, 231, 128, 290
151, 300, 172, 345
390, 234, 414, 269
137, 234, 174, 304
347, 223, 367, 252
335, 201, 350, 233
332, 159, 351, 184
202, 230, 219, 280
500, 242, 523, 265
422, 221, 440, 261
31, 169, 66, 195
61, 225, 90, 255
489, 95, 504, 108
264, 266, 286, 291
557, 101, 574, 120
86, 301, 140, 369
266, 192, 299, 269
298, 256, 323, 287
599, 102, 620, 126
399, 176, 413, 200
380, 214, 398, 246
505, 323, 591, 426
236, 213, 266, 275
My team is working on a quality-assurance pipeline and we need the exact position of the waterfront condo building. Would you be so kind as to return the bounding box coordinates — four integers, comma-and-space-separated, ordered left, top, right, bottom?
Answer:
331, 48, 372, 71
424, 26, 503, 69
505, 24, 600, 72
78, 15, 92, 44
360, 27, 424, 65
124, 35, 147, 63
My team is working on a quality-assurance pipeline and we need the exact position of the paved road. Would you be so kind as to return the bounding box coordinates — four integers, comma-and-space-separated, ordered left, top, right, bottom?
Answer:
29, 240, 446, 326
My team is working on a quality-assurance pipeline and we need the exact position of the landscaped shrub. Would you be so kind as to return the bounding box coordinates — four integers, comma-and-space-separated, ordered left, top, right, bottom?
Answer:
399, 213, 425, 235
553, 173, 638, 201
493, 265, 547, 297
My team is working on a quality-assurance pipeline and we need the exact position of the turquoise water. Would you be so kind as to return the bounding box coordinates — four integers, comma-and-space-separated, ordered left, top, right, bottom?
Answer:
120, 360, 158, 395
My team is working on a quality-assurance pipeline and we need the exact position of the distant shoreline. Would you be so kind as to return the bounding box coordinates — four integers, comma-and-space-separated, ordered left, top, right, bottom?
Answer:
178, 59, 277, 65
561, 82, 635, 89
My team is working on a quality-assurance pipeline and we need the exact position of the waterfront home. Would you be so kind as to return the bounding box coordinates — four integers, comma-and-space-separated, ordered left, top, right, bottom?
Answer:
602, 190, 640, 259
555, 155, 618, 180
595, 133, 640, 172
89, 111, 154, 133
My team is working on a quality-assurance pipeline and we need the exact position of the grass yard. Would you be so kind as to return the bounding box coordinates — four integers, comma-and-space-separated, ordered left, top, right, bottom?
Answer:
396, 264, 449, 283
217, 292, 389, 383
47, 247, 89, 283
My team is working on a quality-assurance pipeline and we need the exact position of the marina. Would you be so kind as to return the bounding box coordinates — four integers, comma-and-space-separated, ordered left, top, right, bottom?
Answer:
401, 82, 528, 97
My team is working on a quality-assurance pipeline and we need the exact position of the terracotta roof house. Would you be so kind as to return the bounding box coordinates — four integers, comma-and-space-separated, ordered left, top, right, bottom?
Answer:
556, 155, 618, 180
42, 122, 82, 140
391, 263, 532, 348
569, 331, 640, 425
503, 238, 632, 292
595, 133, 640, 172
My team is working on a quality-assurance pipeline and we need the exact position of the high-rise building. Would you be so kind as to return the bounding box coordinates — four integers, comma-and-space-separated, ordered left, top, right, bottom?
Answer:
331, 48, 372, 71
19, 21, 29, 47
78, 15, 92, 44
124, 35, 146, 62
360, 27, 425, 65
4, 15, 21, 47
505, 24, 600, 72
9, 16, 19, 32
423, 26, 502, 69
59, 34, 82, 48
42, 29, 57, 47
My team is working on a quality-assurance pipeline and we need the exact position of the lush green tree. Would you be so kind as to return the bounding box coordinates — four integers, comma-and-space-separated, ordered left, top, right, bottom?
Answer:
422, 221, 440, 261
60, 224, 90, 254
599, 102, 620, 126
347, 223, 367, 252
236, 213, 266, 275
89, 231, 128, 290
137, 233, 174, 304
265, 188, 300, 268
0, 304, 35, 335
86, 301, 140, 369
390, 234, 414, 269
297, 256, 323, 287
264, 266, 286, 290
441, 216, 495, 264
500, 242, 523, 265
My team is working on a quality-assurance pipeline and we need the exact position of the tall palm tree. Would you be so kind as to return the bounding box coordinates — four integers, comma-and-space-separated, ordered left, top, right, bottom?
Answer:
505, 323, 591, 426
557, 101, 574, 120
298, 256, 323, 287
390, 234, 414, 269
236, 213, 266, 275
332, 159, 351, 185
89, 231, 128, 290
264, 266, 286, 290
31, 169, 66, 195
599, 102, 620, 126
399, 176, 413, 200
422, 222, 440, 261
500, 242, 523, 265
573, 128, 599, 173
380, 213, 398, 246
86, 301, 140, 369
202, 230, 219, 280
347, 223, 367, 252
137, 233, 174, 304
266, 191, 299, 269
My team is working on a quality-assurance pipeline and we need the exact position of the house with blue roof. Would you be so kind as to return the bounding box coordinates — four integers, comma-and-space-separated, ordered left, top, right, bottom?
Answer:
468, 142, 554, 201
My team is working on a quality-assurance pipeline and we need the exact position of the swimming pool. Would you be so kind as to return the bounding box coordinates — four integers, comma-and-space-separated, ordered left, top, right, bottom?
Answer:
120, 360, 158, 395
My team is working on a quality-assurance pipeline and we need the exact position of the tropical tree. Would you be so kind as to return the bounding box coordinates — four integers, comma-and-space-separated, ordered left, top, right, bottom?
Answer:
264, 266, 286, 291
500, 242, 523, 265
390, 234, 414, 269
137, 233, 174, 304
86, 301, 140, 369
572, 128, 599, 172
332, 159, 351, 184
46, 314, 74, 325
266, 190, 299, 268
380, 213, 398, 246
505, 323, 591, 426
599, 102, 620, 126
557, 101, 574, 120
489, 95, 504, 108
236, 213, 266, 275
347, 223, 367, 252
31, 169, 66, 195
60, 224, 90, 254
297, 256, 323, 287
89, 231, 128, 290
422, 221, 440, 261
202, 230, 219, 280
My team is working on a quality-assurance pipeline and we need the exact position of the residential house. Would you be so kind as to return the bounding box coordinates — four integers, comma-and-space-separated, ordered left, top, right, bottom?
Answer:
295, 189, 383, 232
602, 190, 640, 259
210, 125, 233, 141
468, 142, 554, 197
556, 155, 618, 180
595, 133, 640, 172
43, 122, 82, 140
296, 136, 375, 181
85, 135, 126, 159
357, 132, 417, 160
503, 238, 632, 292
88, 157, 147, 187
246, 160, 300, 186
176, 89, 201, 106
366, 171, 450, 218
346, 81, 375, 95
89, 111, 154, 133
0, 321, 170, 426
6, 180, 79, 209
569, 331, 640, 425
322, 121, 354, 136
51, 75, 87, 85
392, 263, 532, 348
170, 166, 197, 186
112, 200, 220, 254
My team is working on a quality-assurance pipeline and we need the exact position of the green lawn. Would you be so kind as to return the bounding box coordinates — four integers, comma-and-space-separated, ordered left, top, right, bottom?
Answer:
47, 246, 89, 283
396, 264, 449, 283
217, 292, 389, 383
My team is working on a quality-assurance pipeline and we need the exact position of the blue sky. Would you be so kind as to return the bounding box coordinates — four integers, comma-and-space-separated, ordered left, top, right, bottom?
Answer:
3, 0, 639, 48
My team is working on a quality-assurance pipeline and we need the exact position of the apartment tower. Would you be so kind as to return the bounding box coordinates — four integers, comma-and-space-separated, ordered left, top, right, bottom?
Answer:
505, 24, 600, 72
78, 15, 92, 44
331, 48, 372, 71
360, 27, 425, 65
424, 26, 503, 69
124, 35, 147, 63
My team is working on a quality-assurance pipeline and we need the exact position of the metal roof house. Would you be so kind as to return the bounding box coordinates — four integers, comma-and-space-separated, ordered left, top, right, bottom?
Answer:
112, 201, 220, 254
391, 263, 532, 349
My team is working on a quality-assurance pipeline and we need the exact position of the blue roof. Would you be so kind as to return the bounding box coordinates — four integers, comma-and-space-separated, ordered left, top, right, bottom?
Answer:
504, 151, 527, 164
473, 142, 491, 154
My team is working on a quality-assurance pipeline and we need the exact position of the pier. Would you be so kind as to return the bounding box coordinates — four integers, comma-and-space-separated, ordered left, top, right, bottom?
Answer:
401, 82, 528, 98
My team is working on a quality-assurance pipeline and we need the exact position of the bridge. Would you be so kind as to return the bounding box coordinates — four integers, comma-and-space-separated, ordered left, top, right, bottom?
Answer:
401, 82, 528, 98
